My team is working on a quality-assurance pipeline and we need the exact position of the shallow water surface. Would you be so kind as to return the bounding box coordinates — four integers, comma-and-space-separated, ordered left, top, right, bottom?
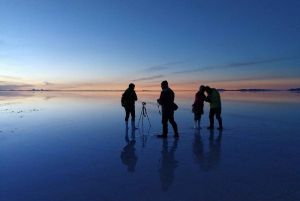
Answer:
1, 91, 300, 201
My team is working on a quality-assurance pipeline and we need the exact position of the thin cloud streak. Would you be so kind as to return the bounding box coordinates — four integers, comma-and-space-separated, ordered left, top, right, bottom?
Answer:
44, 81, 55, 85
142, 60, 191, 73
131, 75, 165, 82
171, 56, 300, 75
0, 75, 22, 80
0, 84, 34, 90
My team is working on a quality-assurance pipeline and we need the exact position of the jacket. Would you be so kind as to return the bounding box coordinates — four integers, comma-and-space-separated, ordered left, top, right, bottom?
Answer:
192, 91, 206, 114
207, 88, 221, 108
157, 88, 175, 113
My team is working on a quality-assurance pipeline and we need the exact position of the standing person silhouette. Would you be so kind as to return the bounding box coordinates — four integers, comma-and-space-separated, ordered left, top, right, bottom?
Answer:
157, 80, 179, 138
123, 83, 138, 129
192, 85, 206, 129
204, 86, 223, 130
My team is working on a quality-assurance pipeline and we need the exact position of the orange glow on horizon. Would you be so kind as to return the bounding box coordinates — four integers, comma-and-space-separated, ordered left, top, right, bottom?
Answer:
1, 78, 299, 91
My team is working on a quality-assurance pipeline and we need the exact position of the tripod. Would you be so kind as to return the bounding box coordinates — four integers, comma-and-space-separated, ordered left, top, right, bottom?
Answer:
137, 102, 151, 128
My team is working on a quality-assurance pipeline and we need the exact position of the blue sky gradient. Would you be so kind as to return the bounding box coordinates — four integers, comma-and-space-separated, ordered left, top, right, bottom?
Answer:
1, 0, 299, 90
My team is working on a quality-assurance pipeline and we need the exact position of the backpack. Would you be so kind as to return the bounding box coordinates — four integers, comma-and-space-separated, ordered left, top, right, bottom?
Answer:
173, 102, 178, 111
121, 92, 130, 107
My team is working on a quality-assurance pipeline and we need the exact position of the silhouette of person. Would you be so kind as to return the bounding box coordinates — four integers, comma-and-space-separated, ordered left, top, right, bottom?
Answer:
157, 80, 179, 138
123, 83, 138, 130
204, 86, 223, 130
158, 138, 179, 192
192, 85, 206, 129
204, 129, 222, 171
192, 129, 205, 171
120, 129, 138, 172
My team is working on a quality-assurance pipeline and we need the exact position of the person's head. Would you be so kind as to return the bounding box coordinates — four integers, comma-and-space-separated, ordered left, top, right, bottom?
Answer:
161, 80, 168, 89
199, 85, 205, 92
204, 86, 212, 94
129, 83, 135, 89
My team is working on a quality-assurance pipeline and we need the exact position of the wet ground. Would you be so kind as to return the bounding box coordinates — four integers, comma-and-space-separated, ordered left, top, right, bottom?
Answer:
1, 91, 299, 201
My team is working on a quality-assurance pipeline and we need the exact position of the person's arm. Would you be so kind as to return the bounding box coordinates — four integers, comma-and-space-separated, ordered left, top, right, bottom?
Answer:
133, 91, 137, 101
157, 91, 164, 105
205, 94, 212, 103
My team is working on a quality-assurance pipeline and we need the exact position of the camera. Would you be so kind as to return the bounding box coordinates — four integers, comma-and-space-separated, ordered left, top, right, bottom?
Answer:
142, 102, 146, 105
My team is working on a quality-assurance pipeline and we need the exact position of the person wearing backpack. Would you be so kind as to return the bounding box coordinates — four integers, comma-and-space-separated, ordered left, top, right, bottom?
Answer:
122, 83, 138, 129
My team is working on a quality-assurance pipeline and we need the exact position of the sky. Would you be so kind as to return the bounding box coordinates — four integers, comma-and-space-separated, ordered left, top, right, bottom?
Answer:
1, 0, 300, 91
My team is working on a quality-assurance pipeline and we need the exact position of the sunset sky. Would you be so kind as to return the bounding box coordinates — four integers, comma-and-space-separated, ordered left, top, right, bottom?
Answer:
1, 0, 299, 91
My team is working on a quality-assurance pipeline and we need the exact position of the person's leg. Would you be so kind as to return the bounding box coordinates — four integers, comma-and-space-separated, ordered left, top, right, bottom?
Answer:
198, 115, 201, 128
130, 108, 137, 129
216, 107, 223, 129
131, 108, 135, 121
169, 112, 178, 137
125, 109, 130, 129
157, 112, 168, 137
208, 108, 216, 129
194, 113, 200, 128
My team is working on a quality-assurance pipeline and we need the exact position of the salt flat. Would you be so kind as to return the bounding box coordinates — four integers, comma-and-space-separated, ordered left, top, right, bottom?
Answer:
1, 91, 299, 201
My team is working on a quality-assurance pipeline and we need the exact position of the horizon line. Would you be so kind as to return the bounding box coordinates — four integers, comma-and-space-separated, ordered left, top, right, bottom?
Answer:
0, 88, 299, 92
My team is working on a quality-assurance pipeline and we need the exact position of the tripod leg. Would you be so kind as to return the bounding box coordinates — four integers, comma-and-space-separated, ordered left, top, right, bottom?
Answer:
144, 109, 151, 127
137, 110, 143, 127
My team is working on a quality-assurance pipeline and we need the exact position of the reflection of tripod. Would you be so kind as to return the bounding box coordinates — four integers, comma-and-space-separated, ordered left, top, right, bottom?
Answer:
137, 102, 151, 128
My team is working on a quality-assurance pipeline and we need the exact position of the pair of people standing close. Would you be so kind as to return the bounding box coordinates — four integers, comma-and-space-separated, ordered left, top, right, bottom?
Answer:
192, 85, 223, 130
122, 81, 179, 138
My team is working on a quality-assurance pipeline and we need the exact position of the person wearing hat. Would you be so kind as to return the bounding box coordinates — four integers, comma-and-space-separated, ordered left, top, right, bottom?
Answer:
192, 85, 206, 129
204, 86, 223, 130
157, 80, 179, 138
123, 83, 138, 129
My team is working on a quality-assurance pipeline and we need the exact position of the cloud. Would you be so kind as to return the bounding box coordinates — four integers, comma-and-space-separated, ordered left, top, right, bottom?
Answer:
131, 75, 165, 81
0, 75, 22, 80
225, 56, 299, 68
44, 81, 55, 85
171, 56, 300, 75
142, 60, 191, 73
206, 76, 285, 83
0, 84, 34, 90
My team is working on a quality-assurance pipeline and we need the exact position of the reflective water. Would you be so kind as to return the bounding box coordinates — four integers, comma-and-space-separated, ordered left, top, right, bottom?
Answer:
1, 91, 300, 201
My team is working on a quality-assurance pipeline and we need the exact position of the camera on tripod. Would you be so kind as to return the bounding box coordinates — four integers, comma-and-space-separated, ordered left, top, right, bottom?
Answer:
138, 102, 151, 127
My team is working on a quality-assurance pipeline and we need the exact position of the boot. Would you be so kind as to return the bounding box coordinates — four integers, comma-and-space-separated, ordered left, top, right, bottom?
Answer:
172, 122, 179, 137
125, 121, 129, 129
194, 120, 197, 129
157, 134, 167, 138
131, 121, 138, 130
217, 118, 223, 130
197, 119, 201, 129
157, 124, 168, 138
207, 117, 214, 129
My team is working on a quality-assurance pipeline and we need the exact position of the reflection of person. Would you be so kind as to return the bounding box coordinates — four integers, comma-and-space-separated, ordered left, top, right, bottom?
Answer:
158, 138, 179, 192
204, 129, 222, 171
204, 86, 223, 130
157, 80, 179, 138
192, 129, 205, 171
192, 85, 206, 129
120, 129, 138, 172
123, 83, 138, 129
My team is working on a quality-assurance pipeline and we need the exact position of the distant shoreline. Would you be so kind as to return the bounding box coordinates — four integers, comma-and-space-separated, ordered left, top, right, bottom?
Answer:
0, 88, 299, 92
